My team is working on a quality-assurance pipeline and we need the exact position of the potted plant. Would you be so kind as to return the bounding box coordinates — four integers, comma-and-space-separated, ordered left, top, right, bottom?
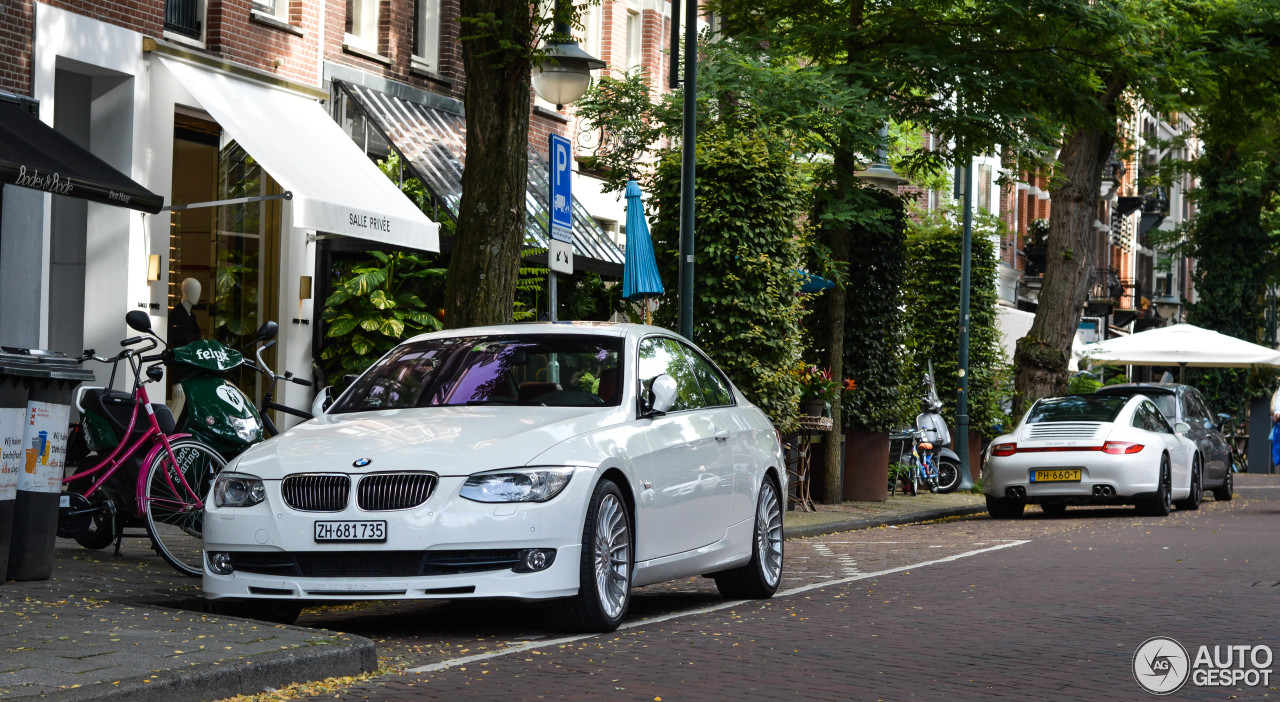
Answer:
798, 365, 840, 417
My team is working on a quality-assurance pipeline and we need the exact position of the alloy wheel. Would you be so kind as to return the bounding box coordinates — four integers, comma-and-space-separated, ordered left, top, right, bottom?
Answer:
592, 493, 631, 619
755, 481, 784, 588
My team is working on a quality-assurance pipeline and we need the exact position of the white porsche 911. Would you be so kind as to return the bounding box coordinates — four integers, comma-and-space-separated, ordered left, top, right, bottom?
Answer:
202, 323, 785, 632
983, 393, 1199, 519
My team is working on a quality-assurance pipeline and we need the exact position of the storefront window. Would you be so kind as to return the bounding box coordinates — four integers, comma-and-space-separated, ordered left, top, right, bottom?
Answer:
169, 113, 280, 405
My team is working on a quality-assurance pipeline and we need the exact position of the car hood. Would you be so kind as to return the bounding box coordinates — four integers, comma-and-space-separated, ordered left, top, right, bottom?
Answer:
233, 405, 626, 478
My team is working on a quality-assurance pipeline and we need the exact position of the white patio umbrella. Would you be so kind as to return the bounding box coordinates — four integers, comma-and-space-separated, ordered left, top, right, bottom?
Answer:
1077, 323, 1280, 381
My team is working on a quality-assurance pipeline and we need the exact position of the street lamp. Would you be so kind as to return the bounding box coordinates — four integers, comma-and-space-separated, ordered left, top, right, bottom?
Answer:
531, 12, 605, 109
856, 125, 908, 192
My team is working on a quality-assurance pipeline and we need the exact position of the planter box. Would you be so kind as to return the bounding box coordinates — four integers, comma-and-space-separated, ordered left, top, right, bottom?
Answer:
844, 429, 889, 502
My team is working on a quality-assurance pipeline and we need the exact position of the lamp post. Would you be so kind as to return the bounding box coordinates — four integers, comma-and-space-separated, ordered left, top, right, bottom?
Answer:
532, 11, 605, 109
532, 6, 605, 320
856, 125, 909, 193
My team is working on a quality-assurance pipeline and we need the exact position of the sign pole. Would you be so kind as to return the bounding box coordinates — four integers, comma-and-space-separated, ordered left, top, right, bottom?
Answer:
547, 134, 575, 322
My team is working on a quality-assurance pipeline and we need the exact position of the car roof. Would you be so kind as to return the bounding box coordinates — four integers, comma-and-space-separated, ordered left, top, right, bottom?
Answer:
1093, 383, 1181, 397
403, 321, 683, 344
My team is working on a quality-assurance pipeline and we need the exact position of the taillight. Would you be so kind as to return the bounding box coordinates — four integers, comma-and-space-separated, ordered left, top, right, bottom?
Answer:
1102, 441, 1144, 455
991, 442, 1017, 457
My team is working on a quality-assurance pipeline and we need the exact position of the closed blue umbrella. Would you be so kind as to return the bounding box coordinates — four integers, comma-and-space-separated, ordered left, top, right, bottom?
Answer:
621, 180, 664, 323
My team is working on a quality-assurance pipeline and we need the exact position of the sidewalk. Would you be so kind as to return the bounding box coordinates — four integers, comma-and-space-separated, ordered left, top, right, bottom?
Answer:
0, 538, 375, 701
785, 490, 987, 539
0, 493, 985, 701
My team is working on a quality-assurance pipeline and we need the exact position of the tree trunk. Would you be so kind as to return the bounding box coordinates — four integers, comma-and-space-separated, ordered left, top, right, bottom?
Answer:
1013, 124, 1116, 413
443, 0, 535, 329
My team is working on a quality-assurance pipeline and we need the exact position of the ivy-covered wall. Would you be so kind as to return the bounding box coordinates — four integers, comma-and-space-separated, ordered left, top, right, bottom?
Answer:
648, 127, 810, 432
902, 209, 1009, 437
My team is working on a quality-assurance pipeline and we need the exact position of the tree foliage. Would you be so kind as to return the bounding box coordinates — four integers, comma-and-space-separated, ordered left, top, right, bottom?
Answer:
648, 128, 811, 432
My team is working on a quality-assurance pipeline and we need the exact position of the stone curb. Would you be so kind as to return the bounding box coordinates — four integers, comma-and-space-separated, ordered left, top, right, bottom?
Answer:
7, 630, 377, 702
784, 504, 988, 540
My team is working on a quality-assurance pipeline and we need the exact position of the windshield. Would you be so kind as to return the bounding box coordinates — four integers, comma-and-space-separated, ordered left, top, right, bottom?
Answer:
1026, 395, 1128, 424
332, 334, 624, 413
1100, 390, 1176, 420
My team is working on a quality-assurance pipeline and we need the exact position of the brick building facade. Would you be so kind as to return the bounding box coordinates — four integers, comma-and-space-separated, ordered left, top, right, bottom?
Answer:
0, 0, 677, 415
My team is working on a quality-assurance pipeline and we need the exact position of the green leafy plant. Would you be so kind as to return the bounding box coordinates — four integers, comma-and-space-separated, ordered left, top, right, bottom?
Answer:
797, 365, 840, 404
320, 251, 446, 380
900, 206, 1008, 438
648, 127, 811, 433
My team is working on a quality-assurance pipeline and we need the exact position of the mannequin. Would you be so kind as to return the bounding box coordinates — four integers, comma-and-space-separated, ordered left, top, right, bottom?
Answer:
167, 278, 202, 349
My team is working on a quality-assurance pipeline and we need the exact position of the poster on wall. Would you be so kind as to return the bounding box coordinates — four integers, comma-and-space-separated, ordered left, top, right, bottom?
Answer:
0, 408, 24, 501
18, 401, 70, 494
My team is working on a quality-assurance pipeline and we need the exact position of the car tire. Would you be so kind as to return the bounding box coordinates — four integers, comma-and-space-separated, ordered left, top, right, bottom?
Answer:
1139, 458, 1173, 517
1212, 470, 1233, 502
934, 457, 962, 494
1175, 457, 1203, 511
986, 496, 1024, 519
556, 479, 633, 633
1041, 502, 1067, 516
217, 601, 303, 625
714, 477, 784, 600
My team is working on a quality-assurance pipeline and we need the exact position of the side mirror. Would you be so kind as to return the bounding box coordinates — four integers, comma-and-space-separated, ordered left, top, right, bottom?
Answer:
1174, 421, 1191, 435
649, 374, 677, 415
256, 320, 279, 342
310, 386, 333, 417
1217, 413, 1232, 428
125, 310, 153, 333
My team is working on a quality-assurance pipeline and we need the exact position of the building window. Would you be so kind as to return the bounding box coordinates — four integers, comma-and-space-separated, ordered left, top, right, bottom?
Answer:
164, 0, 205, 39
345, 0, 380, 52
625, 9, 641, 70
414, 0, 442, 71
977, 163, 992, 214
252, 0, 287, 20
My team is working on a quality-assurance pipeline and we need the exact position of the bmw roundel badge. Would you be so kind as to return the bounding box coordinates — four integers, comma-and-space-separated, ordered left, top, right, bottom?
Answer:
353, 458, 373, 468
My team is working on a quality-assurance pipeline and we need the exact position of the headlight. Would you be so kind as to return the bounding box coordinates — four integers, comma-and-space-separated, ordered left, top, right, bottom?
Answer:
460, 467, 574, 503
229, 416, 260, 442
213, 472, 266, 508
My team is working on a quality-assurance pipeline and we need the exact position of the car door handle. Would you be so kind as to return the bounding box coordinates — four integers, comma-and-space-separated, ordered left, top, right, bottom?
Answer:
713, 428, 730, 442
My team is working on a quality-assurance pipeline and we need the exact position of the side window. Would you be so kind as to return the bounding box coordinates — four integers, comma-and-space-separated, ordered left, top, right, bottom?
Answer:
1186, 392, 1210, 424
1192, 390, 1215, 418
1131, 404, 1147, 430
1145, 402, 1173, 434
636, 337, 705, 411
678, 343, 734, 407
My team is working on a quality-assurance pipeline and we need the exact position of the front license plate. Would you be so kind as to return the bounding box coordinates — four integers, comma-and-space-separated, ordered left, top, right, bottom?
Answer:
1030, 469, 1082, 483
314, 520, 387, 542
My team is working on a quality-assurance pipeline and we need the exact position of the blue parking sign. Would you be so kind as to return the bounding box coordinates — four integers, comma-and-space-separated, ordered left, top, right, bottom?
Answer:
549, 133, 573, 244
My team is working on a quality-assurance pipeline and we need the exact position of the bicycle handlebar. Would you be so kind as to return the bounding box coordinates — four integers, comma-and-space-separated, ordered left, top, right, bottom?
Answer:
121, 336, 145, 346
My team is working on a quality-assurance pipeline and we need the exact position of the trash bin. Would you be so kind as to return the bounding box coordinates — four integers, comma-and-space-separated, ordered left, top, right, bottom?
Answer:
0, 350, 45, 583
4, 348, 94, 582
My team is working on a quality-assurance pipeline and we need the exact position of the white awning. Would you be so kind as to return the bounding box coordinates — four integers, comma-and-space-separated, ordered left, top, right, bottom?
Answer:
158, 57, 439, 252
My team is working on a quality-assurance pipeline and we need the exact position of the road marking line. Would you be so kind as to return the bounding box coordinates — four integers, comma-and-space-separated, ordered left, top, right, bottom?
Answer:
406, 539, 1031, 674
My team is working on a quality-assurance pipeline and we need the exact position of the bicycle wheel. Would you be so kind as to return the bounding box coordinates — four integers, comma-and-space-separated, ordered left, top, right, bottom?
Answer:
143, 438, 226, 577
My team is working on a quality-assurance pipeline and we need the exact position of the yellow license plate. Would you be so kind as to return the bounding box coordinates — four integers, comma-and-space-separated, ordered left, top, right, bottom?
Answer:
1031, 469, 1081, 483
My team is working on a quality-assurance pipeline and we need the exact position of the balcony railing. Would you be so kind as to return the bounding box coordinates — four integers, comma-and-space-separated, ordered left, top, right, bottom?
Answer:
164, 0, 201, 39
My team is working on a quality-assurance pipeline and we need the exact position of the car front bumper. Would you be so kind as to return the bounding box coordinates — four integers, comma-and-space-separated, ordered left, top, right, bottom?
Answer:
203, 474, 590, 602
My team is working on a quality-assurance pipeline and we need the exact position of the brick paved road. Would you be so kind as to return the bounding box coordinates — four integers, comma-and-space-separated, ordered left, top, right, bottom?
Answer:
276, 475, 1280, 701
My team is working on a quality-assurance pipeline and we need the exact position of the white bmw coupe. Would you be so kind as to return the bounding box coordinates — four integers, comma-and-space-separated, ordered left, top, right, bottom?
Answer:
983, 393, 1198, 519
202, 323, 785, 631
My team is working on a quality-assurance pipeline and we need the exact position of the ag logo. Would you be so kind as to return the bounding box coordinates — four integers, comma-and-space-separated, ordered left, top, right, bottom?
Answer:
1134, 636, 1190, 695
215, 384, 247, 413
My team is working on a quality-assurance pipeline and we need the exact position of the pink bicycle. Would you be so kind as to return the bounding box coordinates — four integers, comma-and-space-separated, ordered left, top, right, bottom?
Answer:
59, 316, 226, 576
